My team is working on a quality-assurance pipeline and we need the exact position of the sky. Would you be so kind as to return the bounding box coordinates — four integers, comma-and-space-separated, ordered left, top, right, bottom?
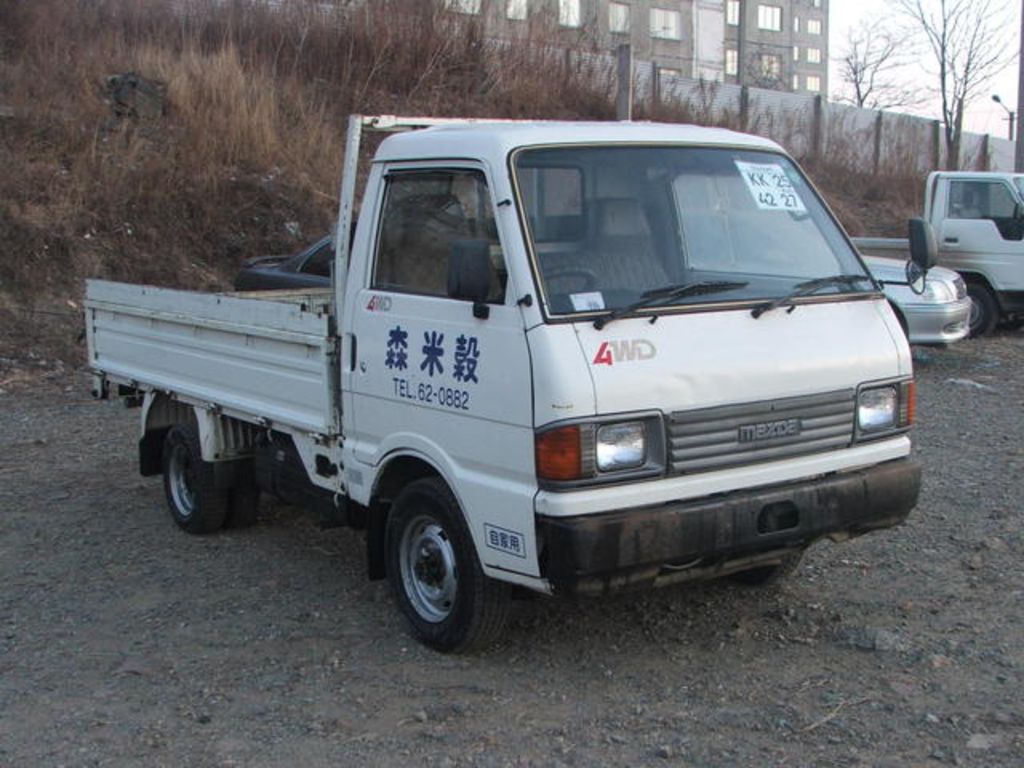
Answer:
828, 0, 1021, 137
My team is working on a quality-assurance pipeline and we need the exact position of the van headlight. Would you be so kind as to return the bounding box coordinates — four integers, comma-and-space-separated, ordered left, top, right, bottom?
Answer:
858, 387, 897, 431
856, 380, 914, 438
596, 422, 646, 471
535, 414, 664, 488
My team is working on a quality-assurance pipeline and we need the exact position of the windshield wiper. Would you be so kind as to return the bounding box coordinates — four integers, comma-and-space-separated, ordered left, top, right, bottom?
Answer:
592, 281, 749, 330
750, 274, 874, 319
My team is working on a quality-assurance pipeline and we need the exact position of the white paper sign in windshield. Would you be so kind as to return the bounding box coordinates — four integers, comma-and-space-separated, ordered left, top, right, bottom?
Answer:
735, 161, 807, 213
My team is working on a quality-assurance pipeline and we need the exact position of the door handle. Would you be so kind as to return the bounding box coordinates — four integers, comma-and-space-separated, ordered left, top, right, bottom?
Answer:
944, 237, 959, 244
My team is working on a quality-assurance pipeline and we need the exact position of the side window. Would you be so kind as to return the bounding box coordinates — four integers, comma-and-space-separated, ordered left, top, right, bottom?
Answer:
302, 241, 333, 277
373, 169, 508, 302
948, 180, 1023, 241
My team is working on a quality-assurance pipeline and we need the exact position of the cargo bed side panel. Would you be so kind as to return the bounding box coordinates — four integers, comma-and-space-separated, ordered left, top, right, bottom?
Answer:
86, 280, 337, 435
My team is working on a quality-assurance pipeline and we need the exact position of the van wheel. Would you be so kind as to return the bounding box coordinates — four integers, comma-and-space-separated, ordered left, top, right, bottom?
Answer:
966, 283, 998, 337
386, 478, 511, 652
729, 550, 803, 587
162, 424, 228, 534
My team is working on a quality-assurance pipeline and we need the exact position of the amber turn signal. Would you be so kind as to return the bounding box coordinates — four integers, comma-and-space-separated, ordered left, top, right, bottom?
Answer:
535, 425, 581, 481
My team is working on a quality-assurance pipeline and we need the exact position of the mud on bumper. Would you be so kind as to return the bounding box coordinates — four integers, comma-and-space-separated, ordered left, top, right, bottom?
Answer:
536, 459, 921, 595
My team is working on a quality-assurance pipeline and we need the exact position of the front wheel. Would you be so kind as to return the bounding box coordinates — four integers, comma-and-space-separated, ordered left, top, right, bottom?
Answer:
966, 282, 998, 337
386, 478, 511, 652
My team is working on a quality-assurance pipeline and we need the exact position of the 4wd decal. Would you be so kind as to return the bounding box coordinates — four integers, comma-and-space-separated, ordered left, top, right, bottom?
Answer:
592, 339, 657, 366
366, 295, 392, 312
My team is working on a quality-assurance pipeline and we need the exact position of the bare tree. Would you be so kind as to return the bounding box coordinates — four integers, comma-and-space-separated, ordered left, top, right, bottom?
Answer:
896, 0, 1013, 168
836, 19, 922, 111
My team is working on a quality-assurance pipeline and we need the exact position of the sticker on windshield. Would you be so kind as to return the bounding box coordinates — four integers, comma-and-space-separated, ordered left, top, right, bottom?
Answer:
734, 161, 807, 213
570, 292, 605, 311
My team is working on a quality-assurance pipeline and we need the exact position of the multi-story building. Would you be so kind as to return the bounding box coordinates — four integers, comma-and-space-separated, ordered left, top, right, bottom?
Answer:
723, 0, 828, 94
444, 0, 828, 95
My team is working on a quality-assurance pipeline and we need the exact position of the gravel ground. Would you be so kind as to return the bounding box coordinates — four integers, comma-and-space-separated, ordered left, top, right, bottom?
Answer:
1, 334, 1023, 768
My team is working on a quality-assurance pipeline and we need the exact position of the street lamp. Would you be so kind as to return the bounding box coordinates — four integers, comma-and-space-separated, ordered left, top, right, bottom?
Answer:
992, 94, 1016, 141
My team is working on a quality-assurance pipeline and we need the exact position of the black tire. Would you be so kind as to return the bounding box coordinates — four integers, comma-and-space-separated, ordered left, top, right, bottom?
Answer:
728, 550, 804, 587
161, 424, 229, 534
385, 478, 511, 653
966, 282, 998, 337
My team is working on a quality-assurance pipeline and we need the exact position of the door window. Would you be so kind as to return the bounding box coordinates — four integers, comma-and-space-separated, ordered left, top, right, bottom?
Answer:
373, 169, 507, 302
948, 180, 1024, 241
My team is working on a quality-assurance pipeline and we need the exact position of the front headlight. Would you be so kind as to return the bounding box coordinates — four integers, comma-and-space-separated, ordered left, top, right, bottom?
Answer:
856, 380, 914, 439
858, 387, 897, 431
596, 422, 646, 471
923, 278, 956, 303
535, 414, 664, 487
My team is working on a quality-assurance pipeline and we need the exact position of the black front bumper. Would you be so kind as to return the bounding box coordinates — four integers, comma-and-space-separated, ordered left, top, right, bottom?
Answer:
537, 459, 920, 595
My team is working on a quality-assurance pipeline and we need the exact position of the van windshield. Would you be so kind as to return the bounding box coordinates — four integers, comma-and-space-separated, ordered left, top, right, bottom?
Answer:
513, 146, 870, 317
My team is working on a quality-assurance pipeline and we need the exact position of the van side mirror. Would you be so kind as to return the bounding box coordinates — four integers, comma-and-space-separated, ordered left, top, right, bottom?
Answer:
447, 239, 492, 318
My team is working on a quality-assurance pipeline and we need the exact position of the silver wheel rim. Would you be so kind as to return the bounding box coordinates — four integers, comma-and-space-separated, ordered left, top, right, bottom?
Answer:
969, 299, 982, 332
398, 514, 457, 623
167, 442, 195, 519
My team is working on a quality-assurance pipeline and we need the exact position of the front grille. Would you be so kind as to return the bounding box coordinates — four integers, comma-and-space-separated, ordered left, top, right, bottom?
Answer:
667, 389, 856, 475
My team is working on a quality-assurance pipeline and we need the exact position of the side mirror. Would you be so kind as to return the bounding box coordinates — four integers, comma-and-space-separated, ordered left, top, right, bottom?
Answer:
1014, 202, 1024, 221
447, 239, 492, 318
906, 218, 937, 296
908, 217, 937, 272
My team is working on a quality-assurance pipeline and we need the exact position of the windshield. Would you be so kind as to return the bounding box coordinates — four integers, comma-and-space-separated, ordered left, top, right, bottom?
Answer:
513, 146, 870, 317
1013, 177, 1024, 200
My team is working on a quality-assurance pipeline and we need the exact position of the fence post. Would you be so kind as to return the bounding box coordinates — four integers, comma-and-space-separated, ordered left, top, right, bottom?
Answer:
931, 120, 941, 170
651, 63, 661, 115
616, 44, 633, 121
739, 85, 749, 131
811, 95, 823, 161
873, 111, 883, 176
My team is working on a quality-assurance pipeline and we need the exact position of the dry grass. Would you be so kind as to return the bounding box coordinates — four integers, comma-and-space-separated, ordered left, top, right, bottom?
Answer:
0, 0, 923, 363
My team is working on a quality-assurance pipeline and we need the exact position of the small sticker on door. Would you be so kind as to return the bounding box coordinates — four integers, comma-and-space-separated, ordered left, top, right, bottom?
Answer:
735, 160, 807, 213
484, 524, 526, 558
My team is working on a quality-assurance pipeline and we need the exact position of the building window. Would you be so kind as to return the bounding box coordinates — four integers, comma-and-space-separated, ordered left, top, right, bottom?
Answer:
726, 0, 740, 26
609, 2, 630, 34
792, 74, 800, 90
725, 48, 738, 75
793, 46, 799, 61
559, 0, 580, 27
506, 0, 527, 21
759, 53, 781, 78
445, 0, 480, 13
650, 8, 682, 40
807, 18, 822, 35
757, 5, 782, 31
811, 0, 821, 7
806, 47, 821, 64
793, 16, 800, 33
806, 75, 821, 91
660, 67, 682, 78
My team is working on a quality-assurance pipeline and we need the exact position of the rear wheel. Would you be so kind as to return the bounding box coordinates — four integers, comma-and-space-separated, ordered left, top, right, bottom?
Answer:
966, 282, 998, 337
162, 424, 229, 534
386, 478, 511, 652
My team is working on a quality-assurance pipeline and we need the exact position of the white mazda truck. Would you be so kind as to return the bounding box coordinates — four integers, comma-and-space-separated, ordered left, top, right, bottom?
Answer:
86, 116, 926, 651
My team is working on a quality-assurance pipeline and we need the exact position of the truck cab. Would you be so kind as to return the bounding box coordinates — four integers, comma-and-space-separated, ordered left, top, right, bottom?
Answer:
336, 121, 919, 646
925, 171, 1024, 334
